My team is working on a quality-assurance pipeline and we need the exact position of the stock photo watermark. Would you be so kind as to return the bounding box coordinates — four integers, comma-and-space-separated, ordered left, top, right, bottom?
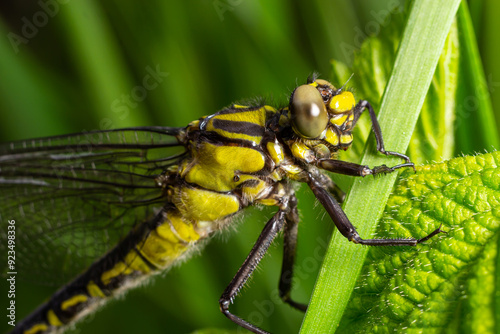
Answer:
109, 64, 169, 125
7, 0, 70, 54
5, 219, 16, 327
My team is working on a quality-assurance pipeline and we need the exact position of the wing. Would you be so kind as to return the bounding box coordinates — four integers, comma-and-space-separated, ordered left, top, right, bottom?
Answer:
0, 126, 187, 285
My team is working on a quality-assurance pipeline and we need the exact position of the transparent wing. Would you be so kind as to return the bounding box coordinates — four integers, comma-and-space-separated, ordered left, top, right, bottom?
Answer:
0, 126, 187, 285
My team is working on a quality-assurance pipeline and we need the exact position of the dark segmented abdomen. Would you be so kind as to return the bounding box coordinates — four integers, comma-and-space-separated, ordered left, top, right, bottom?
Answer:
14, 209, 202, 334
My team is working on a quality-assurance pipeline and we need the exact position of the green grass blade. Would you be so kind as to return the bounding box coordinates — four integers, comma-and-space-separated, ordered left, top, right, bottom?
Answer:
300, 1, 461, 333
455, 1, 499, 154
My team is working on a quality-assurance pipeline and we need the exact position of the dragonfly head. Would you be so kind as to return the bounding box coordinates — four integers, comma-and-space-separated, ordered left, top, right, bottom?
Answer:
287, 79, 356, 160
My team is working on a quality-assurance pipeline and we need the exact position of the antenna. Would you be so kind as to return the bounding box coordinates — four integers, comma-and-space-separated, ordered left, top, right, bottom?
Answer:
339, 73, 354, 92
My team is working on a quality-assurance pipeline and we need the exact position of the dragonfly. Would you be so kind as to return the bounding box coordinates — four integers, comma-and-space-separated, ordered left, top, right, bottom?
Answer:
0, 77, 443, 334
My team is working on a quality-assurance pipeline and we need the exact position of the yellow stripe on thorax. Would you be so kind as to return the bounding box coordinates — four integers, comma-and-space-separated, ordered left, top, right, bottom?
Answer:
204, 106, 270, 144
182, 142, 265, 192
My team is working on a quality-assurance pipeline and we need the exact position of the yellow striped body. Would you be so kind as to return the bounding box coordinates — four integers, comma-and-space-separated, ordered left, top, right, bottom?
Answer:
19, 105, 283, 334
20, 210, 203, 334
19, 87, 359, 333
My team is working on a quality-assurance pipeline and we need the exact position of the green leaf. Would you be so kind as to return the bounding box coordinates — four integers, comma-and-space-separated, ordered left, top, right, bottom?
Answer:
339, 151, 500, 333
301, 1, 461, 333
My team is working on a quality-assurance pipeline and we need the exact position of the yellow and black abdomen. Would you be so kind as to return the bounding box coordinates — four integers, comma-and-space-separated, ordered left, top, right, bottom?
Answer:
16, 209, 201, 334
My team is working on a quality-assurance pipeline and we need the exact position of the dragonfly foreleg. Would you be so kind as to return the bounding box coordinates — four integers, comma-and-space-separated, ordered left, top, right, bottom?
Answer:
307, 173, 443, 246
317, 158, 414, 177
219, 198, 291, 334
353, 100, 414, 169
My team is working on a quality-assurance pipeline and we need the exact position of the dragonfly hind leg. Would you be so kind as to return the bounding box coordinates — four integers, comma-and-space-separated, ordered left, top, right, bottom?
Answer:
219, 196, 295, 334
278, 194, 308, 312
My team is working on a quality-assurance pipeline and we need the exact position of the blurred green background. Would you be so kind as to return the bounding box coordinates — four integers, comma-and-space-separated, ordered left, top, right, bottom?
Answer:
0, 1, 498, 333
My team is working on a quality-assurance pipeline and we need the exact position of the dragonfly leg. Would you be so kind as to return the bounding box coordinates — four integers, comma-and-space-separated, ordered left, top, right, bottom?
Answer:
352, 99, 415, 169
317, 158, 414, 177
278, 194, 308, 312
219, 199, 290, 334
307, 173, 444, 245
312, 169, 345, 202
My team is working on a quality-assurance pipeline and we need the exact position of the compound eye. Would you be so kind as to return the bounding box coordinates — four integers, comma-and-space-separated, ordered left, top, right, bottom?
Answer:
314, 79, 335, 90
290, 85, 328, 139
